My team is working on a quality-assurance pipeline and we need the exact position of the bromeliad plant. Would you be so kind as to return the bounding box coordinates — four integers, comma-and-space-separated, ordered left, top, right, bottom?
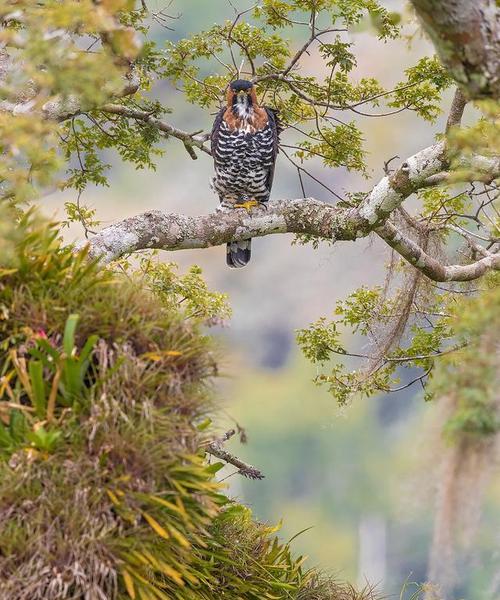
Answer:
0, 213, 376, 600
0, 314, 97, 456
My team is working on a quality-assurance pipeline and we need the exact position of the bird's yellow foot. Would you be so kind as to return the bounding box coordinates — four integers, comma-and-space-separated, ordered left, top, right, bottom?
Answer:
234, 199, 259, 211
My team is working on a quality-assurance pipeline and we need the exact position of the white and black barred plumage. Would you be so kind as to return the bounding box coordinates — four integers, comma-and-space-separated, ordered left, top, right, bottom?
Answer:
211, 80, 280, 268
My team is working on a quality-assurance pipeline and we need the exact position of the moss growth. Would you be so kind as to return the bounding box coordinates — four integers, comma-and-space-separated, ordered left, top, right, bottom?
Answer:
0, 211, 376, 599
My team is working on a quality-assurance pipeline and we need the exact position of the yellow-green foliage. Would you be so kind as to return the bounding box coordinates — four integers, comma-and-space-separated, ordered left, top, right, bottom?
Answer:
0, 212, 375, 600
430, 277, 500, 438
0, 0, 141, 204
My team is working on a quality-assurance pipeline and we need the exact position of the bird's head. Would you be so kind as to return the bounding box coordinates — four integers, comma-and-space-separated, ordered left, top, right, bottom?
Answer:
226, 79, 258, 118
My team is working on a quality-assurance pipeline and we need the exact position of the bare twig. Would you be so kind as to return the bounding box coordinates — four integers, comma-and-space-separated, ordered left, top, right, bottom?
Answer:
282, 28, 346, 77
99, 104, 211, 158
206, 430, 264, 480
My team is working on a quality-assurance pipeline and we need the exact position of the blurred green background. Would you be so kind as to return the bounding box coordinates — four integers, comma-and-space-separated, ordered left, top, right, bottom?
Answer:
42, 2, 499, 597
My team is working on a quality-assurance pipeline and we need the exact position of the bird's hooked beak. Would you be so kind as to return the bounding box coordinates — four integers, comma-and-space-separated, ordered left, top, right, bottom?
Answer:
227, 82, 255, 115
235, 89, 251, 103
232, 88, 253, 116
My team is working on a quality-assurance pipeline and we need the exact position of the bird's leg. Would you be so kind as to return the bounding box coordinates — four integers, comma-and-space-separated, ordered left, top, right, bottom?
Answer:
234, 198, 260, 211
218, 195, 237, 211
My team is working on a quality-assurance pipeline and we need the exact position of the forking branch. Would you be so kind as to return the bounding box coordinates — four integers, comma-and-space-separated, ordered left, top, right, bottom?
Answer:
81, 137, 499, 282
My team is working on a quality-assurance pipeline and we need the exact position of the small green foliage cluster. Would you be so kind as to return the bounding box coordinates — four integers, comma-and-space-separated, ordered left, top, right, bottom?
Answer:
0, 213, 372, 600
417, 182, 498, 246
296, 122, 367, 174
449, 100, 499, 157
292, 232, 324, 249
135, 255, 231, 326
296, 284, 459, 406
420, 187, 470, 221
335, 285, 382, 334
447, 101, 500, 187
63, 200, 100, 233
389, 56, 453, 121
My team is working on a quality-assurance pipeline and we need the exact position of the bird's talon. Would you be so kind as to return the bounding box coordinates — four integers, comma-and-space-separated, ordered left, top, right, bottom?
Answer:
234, 199, 260, 211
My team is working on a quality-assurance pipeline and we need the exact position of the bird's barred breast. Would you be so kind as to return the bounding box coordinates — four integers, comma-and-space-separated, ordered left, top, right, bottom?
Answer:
213, 122, 275, 201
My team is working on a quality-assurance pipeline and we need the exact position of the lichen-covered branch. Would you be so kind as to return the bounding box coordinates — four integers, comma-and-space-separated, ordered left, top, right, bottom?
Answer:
206, 430, 264, 480
82, 143, 500, 283
0, 69, 141, 121
410, 0, 499, 99
376, 221, 500, 282
359, 142, 448, 225
82, 198, 360, 262
81, 199, 500, 283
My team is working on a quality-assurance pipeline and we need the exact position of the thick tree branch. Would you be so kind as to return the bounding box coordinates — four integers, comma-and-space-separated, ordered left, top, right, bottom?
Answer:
409, 0, 499, 99
82, 198, 357, 262
0, 69, 141, 121
82, 199, 500, 282
82, 142, 500, 282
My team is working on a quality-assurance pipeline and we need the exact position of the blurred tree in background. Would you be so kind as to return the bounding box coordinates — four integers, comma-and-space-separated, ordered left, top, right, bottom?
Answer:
0, 1, 498, 598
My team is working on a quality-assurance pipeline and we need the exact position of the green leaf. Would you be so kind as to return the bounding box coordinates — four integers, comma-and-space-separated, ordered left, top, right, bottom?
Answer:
60, 359, 83, 404
9, 410, 28, 443
196, 418, 212, 431
27, 426, 62, 452
28, 360, 46, 418
79, 334, 98, 364
63, 314, 80, 356
0, 420, 14, 449
205, 461, 225, 474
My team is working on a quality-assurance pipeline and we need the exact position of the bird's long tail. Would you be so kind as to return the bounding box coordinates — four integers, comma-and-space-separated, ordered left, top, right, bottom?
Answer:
226, 239, 251, 268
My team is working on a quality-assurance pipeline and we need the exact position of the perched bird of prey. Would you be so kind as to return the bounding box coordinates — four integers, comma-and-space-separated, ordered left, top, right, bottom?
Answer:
211, 79, 280, 268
